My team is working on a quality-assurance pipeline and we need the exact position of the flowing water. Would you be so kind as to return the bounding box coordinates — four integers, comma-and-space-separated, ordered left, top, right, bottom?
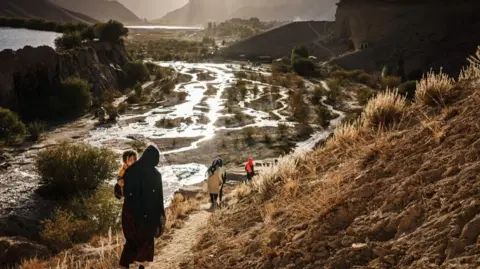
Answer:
0, 62, 349, 219
0, 28, 60, 51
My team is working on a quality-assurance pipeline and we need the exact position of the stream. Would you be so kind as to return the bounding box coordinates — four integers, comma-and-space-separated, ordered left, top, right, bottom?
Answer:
0, 62, 349, 224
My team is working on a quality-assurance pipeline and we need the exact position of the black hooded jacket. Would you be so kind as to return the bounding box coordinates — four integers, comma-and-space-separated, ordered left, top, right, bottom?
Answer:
123, 146, 165, 237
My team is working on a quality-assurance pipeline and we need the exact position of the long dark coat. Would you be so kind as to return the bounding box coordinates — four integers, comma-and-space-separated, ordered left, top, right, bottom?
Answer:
119, 146, 166, 267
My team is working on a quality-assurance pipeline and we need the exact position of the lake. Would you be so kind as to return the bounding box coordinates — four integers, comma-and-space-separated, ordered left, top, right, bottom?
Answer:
126, 25, 203, 30
0, 28, 60, 51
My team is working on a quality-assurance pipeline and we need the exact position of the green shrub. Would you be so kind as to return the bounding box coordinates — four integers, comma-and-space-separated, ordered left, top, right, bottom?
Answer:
80, 26, 96, 40
272, 57, 291, 73
125, 61, 149, 84
53, 77, 92, 118
27, 121, 46, 141
311, 86, 325, 105
292, 45, 309, 59
126, 94, 140, 104
398, 80, 417, 100
41, 185, 121, 250
381, 75, 402, 89
134, 84, 143, 98
177, 91, 188, 101
97, 20, 128, 42
357, 88, 375, 106
0, 108, 26, 143
316, 104, 333, 129
36, 143, 117, 198
54, 31, 82, 50
292, 57, 315, 77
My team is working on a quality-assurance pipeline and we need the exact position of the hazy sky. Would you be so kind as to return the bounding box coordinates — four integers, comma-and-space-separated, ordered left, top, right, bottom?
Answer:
117, 0, 188, 20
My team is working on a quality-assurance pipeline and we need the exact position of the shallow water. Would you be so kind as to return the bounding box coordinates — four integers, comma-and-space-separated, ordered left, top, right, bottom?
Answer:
0, 28, 60, 51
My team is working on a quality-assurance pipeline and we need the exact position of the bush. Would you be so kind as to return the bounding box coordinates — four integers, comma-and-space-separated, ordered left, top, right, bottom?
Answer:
292, 45, 309, 59
272, 57, 291, 73
416, 69, 455, 106
398, 81, 417, 100
291, 57, 315, 77
27, 121, 46, 141
357, 87, 375, 106
278, 123, 288, 137
316, 104, 333, 129
177, 91, 188, 101
125, 61, 149, 84
54, 31, 82, 50
363, 89, 406, 129
381, 75, 402, 89
97, 20, 128, 42
53, 77, 92, 118
311, 86, 325, 105
41, 186, 121, 250
80, 26, 96, 40
134, 84, 143, 98
36, 143, 117, 198
0, 108, 26, 143
244, 127, 255, 140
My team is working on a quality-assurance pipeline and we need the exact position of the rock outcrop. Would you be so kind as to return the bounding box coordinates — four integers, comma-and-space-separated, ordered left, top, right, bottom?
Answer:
0, 0, 96, 23
330, 0, 480, 76
0, 236, 50, 267
0, 41, 131, 117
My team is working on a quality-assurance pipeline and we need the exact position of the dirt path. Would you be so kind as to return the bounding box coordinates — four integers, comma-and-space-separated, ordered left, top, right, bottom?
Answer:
150, 205, 211, 269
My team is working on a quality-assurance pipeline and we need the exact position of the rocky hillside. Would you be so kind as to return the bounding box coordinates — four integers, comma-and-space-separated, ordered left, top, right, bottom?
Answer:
52, 0, 141, 23
0, 0, 96, 23
160, 0, 338, 25
0, 41, 131, 116
222, 21, 340, 60
330, 0, 480, 76
185, 50, 480, 268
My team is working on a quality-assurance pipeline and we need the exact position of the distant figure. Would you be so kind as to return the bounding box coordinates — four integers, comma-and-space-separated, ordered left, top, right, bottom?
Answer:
207, 159, 223, 211
212, 157, 227, 204
245, 158, 255, 183
120, 146, 166, 269
114, 150, 137, 200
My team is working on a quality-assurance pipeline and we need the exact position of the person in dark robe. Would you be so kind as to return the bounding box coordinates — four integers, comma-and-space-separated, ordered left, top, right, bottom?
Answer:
119, 145, 166, 269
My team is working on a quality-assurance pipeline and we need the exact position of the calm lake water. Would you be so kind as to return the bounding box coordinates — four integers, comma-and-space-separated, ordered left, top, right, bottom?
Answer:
0, 28, 60, 51
126, 25, 203, 30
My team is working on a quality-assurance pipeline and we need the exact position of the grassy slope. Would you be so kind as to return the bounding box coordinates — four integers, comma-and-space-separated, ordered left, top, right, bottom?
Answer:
185, 72, 480, 267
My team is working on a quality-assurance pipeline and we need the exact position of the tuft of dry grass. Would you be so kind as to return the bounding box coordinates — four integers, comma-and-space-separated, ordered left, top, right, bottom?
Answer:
326, 118, 364, 150
362, 88, 406, 130
165, 193, 201, 230
416, 69, 455, 107
235, 184, 253, 199
459, 46, 480, 81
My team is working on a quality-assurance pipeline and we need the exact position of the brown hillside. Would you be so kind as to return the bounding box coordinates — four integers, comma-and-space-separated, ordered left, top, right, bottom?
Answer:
222, 21, 344, 60
0, 0, 96, 23
184, 54, 480, 268
52, 0, 141, 23
331, 0, 480, 76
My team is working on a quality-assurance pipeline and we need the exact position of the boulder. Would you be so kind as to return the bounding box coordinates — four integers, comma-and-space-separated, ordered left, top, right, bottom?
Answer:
0, 236, 50, 267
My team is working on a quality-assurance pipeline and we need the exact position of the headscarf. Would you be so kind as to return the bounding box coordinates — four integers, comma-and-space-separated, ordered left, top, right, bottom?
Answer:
209, 157, 222, 175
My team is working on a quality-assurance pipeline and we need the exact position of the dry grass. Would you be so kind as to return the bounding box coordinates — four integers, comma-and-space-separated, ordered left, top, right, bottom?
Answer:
235, 184, 253, 199
326, 119, 364, 151
416, 69, 455, 107
459, 46, 480, 80
166, 193, 201, 230
362, 88, 406, 130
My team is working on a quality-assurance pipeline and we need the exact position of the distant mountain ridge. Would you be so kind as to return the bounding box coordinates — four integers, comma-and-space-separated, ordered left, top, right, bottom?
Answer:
160, 0, 339, 25
52, 0, 141, 23
0, 0, 96, 23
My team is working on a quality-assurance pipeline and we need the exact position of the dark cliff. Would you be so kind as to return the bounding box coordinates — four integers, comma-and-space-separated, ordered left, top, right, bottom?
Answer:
330, 0, 480, 76
0, 42, 131, 118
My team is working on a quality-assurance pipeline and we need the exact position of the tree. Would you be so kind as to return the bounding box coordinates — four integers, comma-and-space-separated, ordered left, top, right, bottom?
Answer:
124, 61, 150, 84
292, 57, 315, 77
51, 77, 92, 118
54, 31, 82, 50
97, 20, 128, 43
292, 45, 309, 59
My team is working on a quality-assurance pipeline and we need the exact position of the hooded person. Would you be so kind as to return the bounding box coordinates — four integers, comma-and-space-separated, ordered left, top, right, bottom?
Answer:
119, 145, 166, 269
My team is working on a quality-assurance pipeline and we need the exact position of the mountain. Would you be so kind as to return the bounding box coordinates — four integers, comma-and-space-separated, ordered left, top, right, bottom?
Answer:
52, 0, 141, 23
117, 0, 187, 20
0, 0, 96, 23
160, 0, 339, 25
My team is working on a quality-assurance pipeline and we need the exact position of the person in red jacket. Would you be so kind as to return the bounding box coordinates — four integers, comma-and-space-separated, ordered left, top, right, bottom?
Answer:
245, 158, 255, 183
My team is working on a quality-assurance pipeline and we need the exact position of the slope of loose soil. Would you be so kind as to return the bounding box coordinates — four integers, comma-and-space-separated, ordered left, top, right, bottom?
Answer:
184, 80, 480, 268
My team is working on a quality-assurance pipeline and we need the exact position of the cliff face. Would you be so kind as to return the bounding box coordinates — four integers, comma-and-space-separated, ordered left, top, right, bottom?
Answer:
52, 0, 141, 23
0, 42, 130, 116
331, 0, 480, 76
0, 0, 96, 23
160, 0, 338, 25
